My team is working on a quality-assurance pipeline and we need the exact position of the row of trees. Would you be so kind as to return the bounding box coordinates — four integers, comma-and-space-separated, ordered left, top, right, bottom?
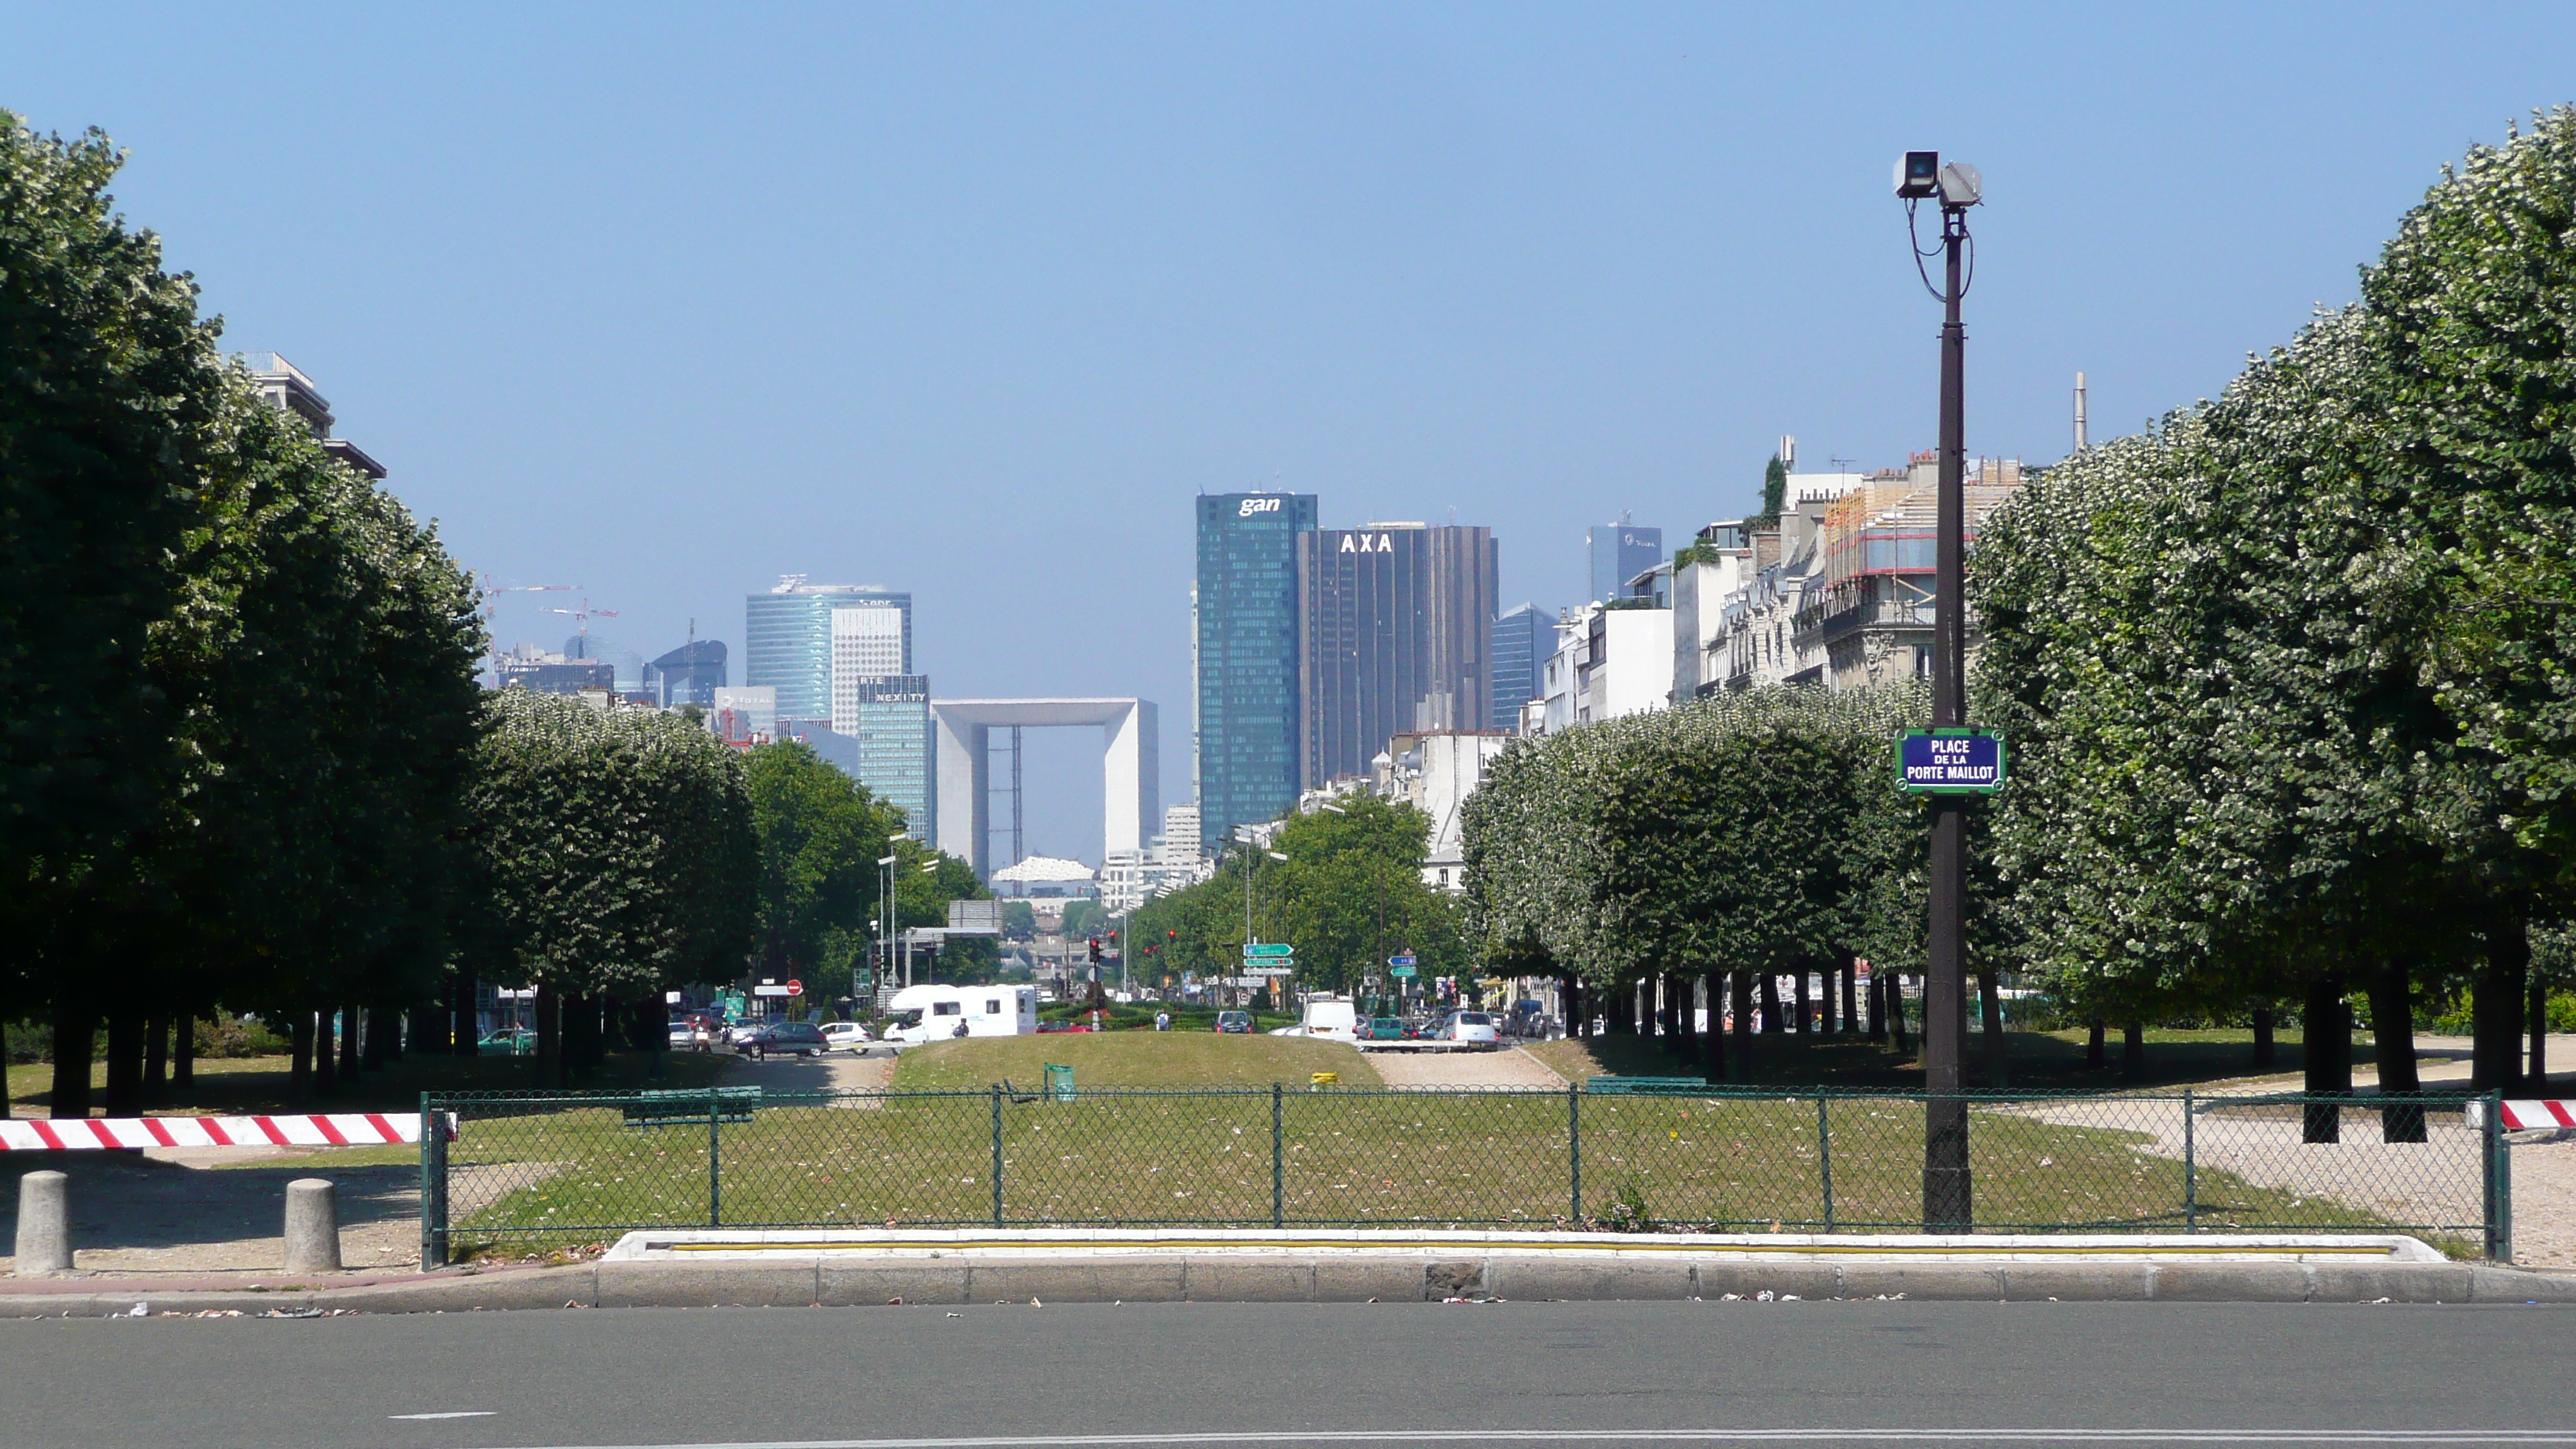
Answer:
1, 115, 985, 1109
1461, 113, 2576, 1100
1134, 796, 1467, 995
1972, 109, 2576, 1105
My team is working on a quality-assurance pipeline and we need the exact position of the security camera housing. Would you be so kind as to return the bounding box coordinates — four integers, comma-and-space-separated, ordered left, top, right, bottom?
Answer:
1895, 150, 1941, 199
1936, 161, 1982, 207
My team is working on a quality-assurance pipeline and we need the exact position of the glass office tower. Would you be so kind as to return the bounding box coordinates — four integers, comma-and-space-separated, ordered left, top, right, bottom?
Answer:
841, 674, 936, 841
1489, 602, 1548, 732
1194, 492, 1318, 848
1586, 523, 1663, 605
745, 578, 911, 728
1295, 522, 1499, 787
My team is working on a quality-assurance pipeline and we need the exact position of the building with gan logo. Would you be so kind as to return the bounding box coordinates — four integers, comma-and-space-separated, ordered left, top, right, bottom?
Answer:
1294, 522, 1499, 790
1193, 492, 1319, 849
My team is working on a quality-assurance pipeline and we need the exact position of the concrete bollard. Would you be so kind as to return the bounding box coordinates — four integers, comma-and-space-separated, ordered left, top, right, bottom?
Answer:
14, 1170, 73, 1276
283, 1177, 341, 1273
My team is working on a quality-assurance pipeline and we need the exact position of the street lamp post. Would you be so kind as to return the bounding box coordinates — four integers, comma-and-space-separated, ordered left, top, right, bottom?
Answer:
1897, 149, 1980, 1230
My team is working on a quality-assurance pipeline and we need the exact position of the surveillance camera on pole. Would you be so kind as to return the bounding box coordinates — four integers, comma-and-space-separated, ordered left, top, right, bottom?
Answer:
1894, 146, 1997, 1232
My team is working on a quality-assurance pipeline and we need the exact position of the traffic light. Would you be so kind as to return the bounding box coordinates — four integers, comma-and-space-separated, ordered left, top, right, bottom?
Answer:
1088, 937, 1101, 964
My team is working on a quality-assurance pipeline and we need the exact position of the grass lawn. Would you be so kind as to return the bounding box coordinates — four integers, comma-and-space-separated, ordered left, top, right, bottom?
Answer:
888, 1032, 1382, 1091
5, 1046, 729, 1118
1524, 1026, 2424, 1093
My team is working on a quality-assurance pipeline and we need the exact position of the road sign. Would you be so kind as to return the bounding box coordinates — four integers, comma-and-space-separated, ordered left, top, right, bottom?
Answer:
1387, 954, 1416, 968
751, 985, 793, 997
1894, 728, 2006, 794
786, 978, 803, 996
1389, 965, 1418, 978
1245, 966, 1293, 977
1242, 943, 1295, 959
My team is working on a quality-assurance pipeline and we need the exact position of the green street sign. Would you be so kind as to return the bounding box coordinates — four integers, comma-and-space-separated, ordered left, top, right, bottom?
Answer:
1242, 943, 1294, 959
1389, 965, 1418, 978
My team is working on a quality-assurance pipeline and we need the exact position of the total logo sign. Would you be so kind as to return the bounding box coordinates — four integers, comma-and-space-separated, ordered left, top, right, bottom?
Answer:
1237, 496, 1284, 517
1339, 533, 1397, 553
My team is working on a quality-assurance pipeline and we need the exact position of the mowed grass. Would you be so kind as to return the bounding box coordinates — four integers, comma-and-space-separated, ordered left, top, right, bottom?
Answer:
445, 1085, 2420, 1256
887, 1031, 1382, 1090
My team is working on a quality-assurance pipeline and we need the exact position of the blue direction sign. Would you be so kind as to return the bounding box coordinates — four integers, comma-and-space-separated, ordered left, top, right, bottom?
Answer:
1387, 954, 1416, 968
1895, 728, 2006, 794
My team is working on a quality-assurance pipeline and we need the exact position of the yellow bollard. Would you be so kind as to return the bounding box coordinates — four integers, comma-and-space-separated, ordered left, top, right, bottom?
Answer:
1310, 1070, 1338, 1091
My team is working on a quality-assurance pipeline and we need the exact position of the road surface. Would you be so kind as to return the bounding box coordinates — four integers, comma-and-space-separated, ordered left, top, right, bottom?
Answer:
4, 1298, 2570, 1448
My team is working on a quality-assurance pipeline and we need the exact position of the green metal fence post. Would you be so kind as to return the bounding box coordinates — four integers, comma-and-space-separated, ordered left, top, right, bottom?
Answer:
1271, 1082, 1285, 1228
707, 1087, 722, 1228
1567, 1084, 1583, 1221
418, 1093, 447, 1269
992, 1084, 1005, 1228
2182, 1088, 2197, 1234
2485, 1090, 2510, 1263
1817, 1095, 1834, 1233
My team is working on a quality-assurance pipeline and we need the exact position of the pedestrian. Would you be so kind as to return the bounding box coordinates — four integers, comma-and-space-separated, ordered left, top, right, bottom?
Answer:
1156, 1011, 1170, 1032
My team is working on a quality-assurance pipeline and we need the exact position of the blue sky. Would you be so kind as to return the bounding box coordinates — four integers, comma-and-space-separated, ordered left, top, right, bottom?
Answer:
6, 3, 2571, 862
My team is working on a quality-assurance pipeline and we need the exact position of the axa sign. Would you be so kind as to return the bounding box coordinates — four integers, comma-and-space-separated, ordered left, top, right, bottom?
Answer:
1338, 533, 1396, 554
1237, 497, 1283, 517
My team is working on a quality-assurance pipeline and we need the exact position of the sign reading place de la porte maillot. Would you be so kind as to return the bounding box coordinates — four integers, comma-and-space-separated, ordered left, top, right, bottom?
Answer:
1894, 728, 2006, 794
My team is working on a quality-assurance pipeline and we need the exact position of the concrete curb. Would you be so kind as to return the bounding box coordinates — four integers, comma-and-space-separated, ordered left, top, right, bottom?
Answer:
3, 1255, 2571, 1315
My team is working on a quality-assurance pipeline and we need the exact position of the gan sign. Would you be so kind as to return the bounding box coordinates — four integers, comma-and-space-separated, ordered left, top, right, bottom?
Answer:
1895, 728, 2006, 794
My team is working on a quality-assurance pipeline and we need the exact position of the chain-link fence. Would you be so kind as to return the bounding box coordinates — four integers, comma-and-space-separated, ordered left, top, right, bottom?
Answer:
417, 1085, 2509, 1265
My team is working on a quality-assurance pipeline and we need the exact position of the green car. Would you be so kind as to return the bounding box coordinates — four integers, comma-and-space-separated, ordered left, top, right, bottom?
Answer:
1365, 1017, 1407, 1041
478, 1027, 536, 1057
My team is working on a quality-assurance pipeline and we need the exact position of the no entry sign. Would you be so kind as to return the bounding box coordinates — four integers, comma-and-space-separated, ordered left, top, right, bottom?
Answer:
1895, 728, 2006, 794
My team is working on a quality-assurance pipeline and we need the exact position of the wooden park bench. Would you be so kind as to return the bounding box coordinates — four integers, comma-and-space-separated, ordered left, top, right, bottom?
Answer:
1584, 1076, 1718, 1096
622, 1086, 762, 1127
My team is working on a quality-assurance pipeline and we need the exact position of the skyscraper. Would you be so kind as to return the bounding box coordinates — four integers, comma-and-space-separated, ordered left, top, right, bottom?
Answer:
1194, 492, 1318, 848
745, 577, 912, 729
1296, 522, 1499, 786
1489, 602, 1549, 732
645, 639, 727, 709
1587, 522, 1663, 605
838, 674, 936, 841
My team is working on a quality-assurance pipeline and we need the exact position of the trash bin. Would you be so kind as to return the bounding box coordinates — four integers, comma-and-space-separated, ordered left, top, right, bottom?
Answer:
1045, 1063, 1075, 1103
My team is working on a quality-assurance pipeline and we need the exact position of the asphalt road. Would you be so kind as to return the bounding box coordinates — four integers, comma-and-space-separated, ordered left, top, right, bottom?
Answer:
6, 1299, 2573, 1448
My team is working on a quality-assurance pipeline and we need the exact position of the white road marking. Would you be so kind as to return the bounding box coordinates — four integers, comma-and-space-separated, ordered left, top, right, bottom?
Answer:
392, 1411, 498, 1420
454, 1430, 2576, 1447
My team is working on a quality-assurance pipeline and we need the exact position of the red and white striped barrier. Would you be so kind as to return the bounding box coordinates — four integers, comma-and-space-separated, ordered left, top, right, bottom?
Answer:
0, 1113, 454, 1151
2501, 1100, 2576, 1132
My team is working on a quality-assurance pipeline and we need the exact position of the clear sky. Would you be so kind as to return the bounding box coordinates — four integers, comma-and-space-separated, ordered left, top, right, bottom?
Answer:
6, 3, 2572, 862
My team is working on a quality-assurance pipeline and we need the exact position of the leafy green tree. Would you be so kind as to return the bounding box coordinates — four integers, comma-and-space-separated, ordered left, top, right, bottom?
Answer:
1266, 796, 1464, 992
746, 742, 905, 985
1757, 454, 1788, 525
1060, 898, 1105, 942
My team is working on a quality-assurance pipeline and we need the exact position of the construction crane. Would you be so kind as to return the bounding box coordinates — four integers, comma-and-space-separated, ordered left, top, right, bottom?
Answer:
474, 579, 579, 686
542, 598, 620, 642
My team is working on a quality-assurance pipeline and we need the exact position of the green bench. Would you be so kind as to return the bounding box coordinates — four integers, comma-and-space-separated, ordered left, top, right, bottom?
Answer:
623, 1086, 762, 1126
1584, 1076, 1718, 1096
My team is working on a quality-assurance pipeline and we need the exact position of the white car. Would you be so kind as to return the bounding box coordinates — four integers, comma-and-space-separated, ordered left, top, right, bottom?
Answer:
820, 1020, 872, 1052
1434, 1010, 1501, 1050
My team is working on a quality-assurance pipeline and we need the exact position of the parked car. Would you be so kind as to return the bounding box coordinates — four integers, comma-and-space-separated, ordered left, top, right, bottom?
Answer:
1214, 1010, 1253, 1034
1433, 1010, 1501, 1050
735, 1021, 827, 1059
820, 1020, 872, 1052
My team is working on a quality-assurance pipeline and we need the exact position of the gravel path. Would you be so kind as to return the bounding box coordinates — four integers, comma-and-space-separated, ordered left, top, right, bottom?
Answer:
0, 1149, 423, 1276
1363, 1045, 1567, 1090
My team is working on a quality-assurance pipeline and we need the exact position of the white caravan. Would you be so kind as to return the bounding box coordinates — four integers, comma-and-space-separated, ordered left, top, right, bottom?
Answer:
882, 984, 1039, 1046
1268, 996, 1358, 1043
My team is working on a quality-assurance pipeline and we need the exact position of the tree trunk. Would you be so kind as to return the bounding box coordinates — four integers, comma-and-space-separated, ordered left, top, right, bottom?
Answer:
143, 1013, 168, 1107
2534, 978, 2552, 1091
1702, 972, 1726, 1082
1979, 968, 2008, 1088
1886, 972, 1910, 1054
1792, 968, 1810, 1036
1867, 971, 1886, 1043
362, 1003, 390, 1070
289, 1012, 315, 1104
1759, 973, 1782, 1035
2302, 975, 2349, 1144
2370, 961, 2425, 1143
451, 964, 481, 1057
2087, 1019, 2107, 1071
2252, 1007, 2275, 1069
564, 991, 602, 1082
535, 984, 561, 1086
2475, 915, 2530, 1093
1730, 971, 1754, 1082
49, 999, 97, 1120
338, 1001, 361, 1077
103, 1009, 144, 1118
1817, 963, 1837, 1036
1841, 957, 1859, 1037
313, 1009, 337, 1095
1565, 972, 1584, 1039
2121, 1020, 2145, 1082
172, 1010, 194, 1094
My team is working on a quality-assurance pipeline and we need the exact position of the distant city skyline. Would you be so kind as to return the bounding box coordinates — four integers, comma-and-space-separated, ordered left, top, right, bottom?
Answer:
23, 7, 2569, 862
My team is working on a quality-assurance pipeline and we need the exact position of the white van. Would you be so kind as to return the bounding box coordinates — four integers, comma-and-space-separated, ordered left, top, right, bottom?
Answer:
882, 984, 1039, 1046
1269, 996, 1358, 1043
